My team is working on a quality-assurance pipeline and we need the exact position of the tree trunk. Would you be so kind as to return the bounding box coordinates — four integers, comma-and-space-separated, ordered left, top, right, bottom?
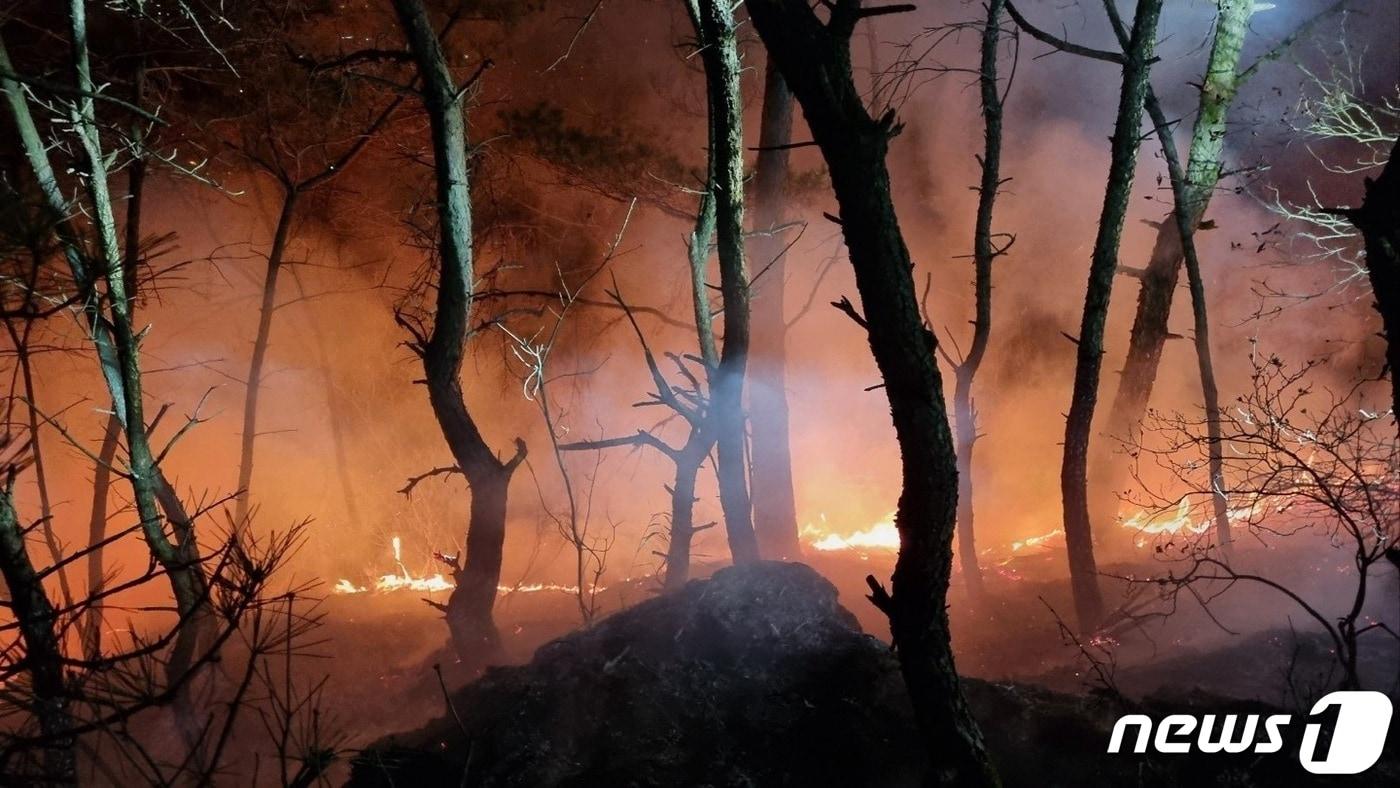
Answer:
746, 3, 996, 784
85, 61, 149, 659
1061, 0, 1163, 633
308, 313, 366, 534
3, 16, 212, 684
393, 0, 525, 661
0, 483, 75, 785
1093, 0, 1255, 525
665, 444, 707, 591
1099, 0, 1236, 548
83, 414, 120, 660
952, 0, 1008, 601
1342, 139, 1400, 428
5, 318, 73, 608
686, 0, 759, 565
749, 60, 803, 560
234, 189, 299, 528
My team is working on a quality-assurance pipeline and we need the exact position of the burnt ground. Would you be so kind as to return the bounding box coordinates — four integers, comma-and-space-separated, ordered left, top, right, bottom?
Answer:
309, 546, 1398, 785
335, 561, 1398, 787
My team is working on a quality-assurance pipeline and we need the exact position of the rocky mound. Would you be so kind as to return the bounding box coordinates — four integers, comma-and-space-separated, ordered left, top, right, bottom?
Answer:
348, 561, 1397, 787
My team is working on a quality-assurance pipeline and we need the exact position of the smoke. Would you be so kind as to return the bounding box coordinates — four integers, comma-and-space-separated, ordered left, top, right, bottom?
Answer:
12, 0, 1396, 623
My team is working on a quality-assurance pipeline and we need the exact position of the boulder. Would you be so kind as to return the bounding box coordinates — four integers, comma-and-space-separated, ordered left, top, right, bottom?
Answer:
349, 561, 1398, 787
349, 561, 924, 787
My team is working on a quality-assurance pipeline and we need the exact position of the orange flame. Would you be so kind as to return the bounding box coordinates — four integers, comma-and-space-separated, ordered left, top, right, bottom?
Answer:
333, 536, 609, 595
801, 513, 900, 553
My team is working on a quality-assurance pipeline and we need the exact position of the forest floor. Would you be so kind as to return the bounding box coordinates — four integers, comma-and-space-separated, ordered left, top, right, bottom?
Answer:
314, 540, 1399, 763
330, 559, 1398, 787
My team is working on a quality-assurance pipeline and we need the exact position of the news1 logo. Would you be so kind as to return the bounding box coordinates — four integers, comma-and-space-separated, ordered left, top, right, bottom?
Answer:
1107, 691, 1394, 774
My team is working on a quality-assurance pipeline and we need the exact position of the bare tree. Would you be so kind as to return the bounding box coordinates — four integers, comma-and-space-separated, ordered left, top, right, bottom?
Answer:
0, 4, 213, 684
1264, 55, 1398, 428
949, 0, 1014, 601
684, 0, 759, 565
391, 0, 527, 661
227, 79, 401, 529
559, 281, 719, 591
1088, 1, 1346, 529
1122, 355, 1397, 691
1018, 0, 1161, 633
745, 1, 997, 783
500, 202, 636, 622
558, 151, 728, 591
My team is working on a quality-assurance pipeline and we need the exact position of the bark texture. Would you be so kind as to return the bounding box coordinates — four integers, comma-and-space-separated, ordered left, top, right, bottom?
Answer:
1060, 0, 1163, 633
746, 2, 997, 784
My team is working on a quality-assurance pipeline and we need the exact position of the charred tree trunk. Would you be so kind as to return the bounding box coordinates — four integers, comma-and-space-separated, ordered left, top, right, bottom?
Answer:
952, 0, 1009, 601
671, 166, 720, 589
1092, 0, 1254, 527
0, 479, 75, 785
393, 0, 526, 660
1338, 140, 1400, 426
747, 2, 996, 784
686, 0, 759, 565
749, 60, 803, 560
1060, 0, 1163, 633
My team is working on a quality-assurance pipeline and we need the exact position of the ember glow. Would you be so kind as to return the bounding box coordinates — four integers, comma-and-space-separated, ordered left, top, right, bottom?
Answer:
1009, 528, 1063, 553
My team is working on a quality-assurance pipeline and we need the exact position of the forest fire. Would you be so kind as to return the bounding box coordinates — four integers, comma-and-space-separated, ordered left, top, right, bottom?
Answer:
1119, 496, 1265, 545
1120, 498, 1212, 538
0, 0, 1394, 786
333, 536, 453, 595
333, 536, 599, 596
802, 513, 900, 553
1009, 528, 1064, 554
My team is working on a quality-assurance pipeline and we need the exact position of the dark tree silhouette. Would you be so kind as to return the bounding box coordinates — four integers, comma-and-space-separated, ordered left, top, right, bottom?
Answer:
746, 1, 997, 783
1336, 139, 1400, 426
950, 0, 1012, 601
1056, 0, 1164, 633
392, 0, 526, 661
684, 0, 759, 565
